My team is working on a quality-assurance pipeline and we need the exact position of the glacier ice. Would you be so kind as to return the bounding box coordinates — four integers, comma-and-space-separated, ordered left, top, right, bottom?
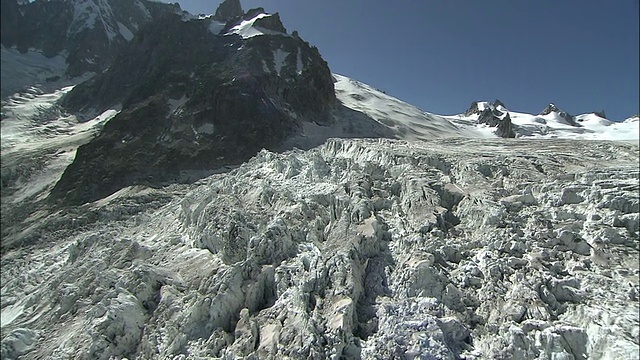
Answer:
1, 137, 638, 359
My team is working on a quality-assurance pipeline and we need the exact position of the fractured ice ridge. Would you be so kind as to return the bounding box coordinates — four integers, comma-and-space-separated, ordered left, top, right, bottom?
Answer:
1, 138, 639, 359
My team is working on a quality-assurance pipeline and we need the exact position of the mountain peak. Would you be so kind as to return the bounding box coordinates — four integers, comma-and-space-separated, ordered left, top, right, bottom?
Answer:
464, 99, 508, 116
213, 0, 243, 22
540, 103, 560, 115
539, 103, 578, 126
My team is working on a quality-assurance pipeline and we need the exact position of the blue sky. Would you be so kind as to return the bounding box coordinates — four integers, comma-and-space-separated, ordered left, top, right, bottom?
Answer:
175, 0, 639, 120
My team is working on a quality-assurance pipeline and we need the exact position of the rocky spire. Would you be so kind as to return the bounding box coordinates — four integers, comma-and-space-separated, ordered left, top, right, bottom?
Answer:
213, 0, 243, 22
477, 108, 515, 138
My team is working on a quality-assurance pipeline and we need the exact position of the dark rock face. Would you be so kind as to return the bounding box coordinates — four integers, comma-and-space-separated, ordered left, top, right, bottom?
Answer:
213, 0, 243, 22
51, 9, 335, 205
477, 108, 515, 138
252, 12, 287, 33
465, 100, 515, 138
464, 101, 481, 117
0, 0, 182, 77
539, 103, 579, 126
493, 99, 506, 108
593, 110, 607, 119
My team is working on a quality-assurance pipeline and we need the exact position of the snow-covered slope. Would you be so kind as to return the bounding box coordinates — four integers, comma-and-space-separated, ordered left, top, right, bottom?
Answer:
1, 86, 119, 207
329, 76, 640, 142
0, 47, 69, 99
333, 74, 493, 141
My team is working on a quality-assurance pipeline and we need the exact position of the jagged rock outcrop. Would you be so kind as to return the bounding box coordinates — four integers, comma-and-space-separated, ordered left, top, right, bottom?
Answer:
539, 103, 579, 126
50, 5, 335, 205
213, 0, 243, 22
466, 100, 515, 138
252, 11, 287, 33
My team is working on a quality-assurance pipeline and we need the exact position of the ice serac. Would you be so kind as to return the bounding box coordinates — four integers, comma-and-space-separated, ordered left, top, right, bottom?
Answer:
50, 6, 335, 205
2, 138, 638, 359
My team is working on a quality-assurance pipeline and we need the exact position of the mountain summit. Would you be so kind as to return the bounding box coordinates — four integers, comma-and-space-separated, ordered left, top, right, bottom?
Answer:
213, 0, 243, 22
49, 2, 335, 204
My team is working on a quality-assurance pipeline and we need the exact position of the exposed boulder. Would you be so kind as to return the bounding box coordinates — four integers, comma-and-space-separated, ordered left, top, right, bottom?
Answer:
464, 101, 482, 117
477, 108, 515, 138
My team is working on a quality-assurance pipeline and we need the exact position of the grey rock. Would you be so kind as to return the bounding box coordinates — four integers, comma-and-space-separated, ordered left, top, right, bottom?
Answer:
213, 0, 243, 22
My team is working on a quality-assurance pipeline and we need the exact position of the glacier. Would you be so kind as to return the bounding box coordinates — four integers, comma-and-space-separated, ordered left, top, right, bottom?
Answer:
1, 1, 638, 358
2, 132, 638, 359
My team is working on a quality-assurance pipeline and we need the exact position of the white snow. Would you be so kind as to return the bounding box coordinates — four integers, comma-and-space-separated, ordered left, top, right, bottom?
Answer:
272, 48, 288, 76
225, 13, 288, 39
504, 110, 639, 140
1, 86, 119, 203
117, 21, 134, 41
0, 303, 25, 327
333, 74, 491, 141
476, 101, 490, 111
452, 100, 639, 141
296, 47, 303, 74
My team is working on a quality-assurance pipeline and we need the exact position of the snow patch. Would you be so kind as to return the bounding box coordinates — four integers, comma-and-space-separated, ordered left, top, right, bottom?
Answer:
167, 95, 189, 117
196, 123, 215, 135
1, 86, 119, 203
273, 48, 288, 76
117, 21, 134, 41
296, 47, 303, 74
226, 13, 288, 39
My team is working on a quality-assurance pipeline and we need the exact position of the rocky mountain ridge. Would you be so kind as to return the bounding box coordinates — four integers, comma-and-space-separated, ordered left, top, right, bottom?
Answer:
0, 0, 186, 90
41, 0, 335, 205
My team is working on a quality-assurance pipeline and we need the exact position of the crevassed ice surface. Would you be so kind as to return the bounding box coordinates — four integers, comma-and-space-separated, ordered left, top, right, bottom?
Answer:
2, 136, 638, 359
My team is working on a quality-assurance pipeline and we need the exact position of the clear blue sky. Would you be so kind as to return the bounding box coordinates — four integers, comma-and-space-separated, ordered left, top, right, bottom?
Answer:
173, 0, 639, 120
